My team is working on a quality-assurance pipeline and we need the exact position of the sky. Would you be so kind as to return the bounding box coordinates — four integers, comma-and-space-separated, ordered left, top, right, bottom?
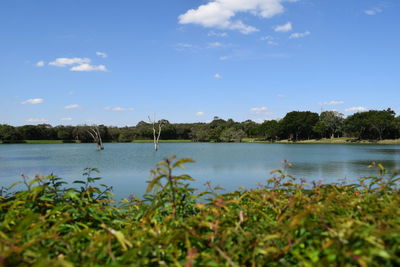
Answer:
0, 0, 399, 126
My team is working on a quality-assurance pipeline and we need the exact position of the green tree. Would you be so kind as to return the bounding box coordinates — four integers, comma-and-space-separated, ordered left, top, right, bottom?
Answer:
314, 111, 344, 138
344, 109, 396, 140
220, 127, 246, 142
260, 120, 280, 141
394, 117, 400, 139
366, 109, 396, 140
279, 111, 319, 141
0, 125, 21, 141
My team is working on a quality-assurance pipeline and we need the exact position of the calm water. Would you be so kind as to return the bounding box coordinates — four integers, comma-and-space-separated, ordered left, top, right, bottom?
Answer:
1, 143, 400, 198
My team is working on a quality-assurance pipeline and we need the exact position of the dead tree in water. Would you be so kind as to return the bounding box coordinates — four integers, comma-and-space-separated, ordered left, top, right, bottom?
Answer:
88, 126, 104, 150
148, 115, 165, 151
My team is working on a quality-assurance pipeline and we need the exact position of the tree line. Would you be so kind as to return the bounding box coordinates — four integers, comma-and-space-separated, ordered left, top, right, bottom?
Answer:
1, 109, 400, 143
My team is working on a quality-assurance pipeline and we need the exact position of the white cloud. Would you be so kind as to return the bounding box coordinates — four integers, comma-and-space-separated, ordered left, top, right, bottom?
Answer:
175, 43, 201, 52
61, 117, 73, 121
290, 31, 311, 39
64, 104, 80, 109
49, 57, 91, 67
274, 22, 292, 32
251, 106, 269, 114
26, 118, 48, 123
220, 56, 230, 60
208, 31, 228, 37
323, 100, 344, 106
21, 98, 44, 105
179, 0, 292, 34
364, 8, 382, 15
196, 112, 205, 116
260, 35, 278, 45
345, 106, 368, 113
36, 61, 45, 67
214, 73, 222, 79
48, 57, 108, 72
176, 43, 194, 49
96, 51, 108, 58
208, 42, 223, 47
70, 64, 107, 72
105, 107, 134, 111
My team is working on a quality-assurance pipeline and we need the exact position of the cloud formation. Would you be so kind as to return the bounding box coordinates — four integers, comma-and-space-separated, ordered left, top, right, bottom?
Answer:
61, 118, 73, 121
208, 42, 223, 47
49, 58, 91, 67
345, 107, 368, 113
274, 22, 292, 32
261, 35, 278, 45
96, 51, 108, 58
208, 31, 228, 37
49, 57, 107, 72
22, 98, 44, 105
290, 31, 311, 39
196, 112, 205, 116
364, 7, 382, 15
64, 104, 80, 109
179, 0, 293, 34
105, 107, 134, 111
26, 118, 48, 123
36, 61, 45, 67
214, 73, 222, 79
323, 101, 344, 106
70, 64, 107, 72
250, 106, 269, 114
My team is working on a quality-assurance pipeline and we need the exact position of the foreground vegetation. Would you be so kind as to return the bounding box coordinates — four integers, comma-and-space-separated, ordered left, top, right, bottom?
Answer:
1, 157, 400, 266
1, 109, 400, 144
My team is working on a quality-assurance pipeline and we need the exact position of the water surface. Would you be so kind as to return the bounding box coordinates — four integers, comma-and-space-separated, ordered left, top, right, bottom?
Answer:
1, 143, 399, 198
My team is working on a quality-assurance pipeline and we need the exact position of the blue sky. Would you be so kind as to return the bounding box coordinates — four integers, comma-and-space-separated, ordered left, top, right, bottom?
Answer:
0, 0, 399, 126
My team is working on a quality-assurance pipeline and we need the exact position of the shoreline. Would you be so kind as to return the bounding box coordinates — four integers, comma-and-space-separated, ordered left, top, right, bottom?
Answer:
1, 138, 400, 145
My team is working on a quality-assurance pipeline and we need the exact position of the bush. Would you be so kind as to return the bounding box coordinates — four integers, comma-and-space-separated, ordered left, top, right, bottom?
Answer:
1, 158, 400, 266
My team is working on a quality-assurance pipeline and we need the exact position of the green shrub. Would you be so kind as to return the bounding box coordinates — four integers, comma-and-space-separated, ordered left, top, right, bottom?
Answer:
1, 157, 400, 266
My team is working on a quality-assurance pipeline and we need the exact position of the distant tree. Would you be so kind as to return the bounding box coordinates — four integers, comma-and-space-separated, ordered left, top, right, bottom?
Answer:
190, 126, 210, 142
0, 125, 21, 141
344, 112, 368, 140
242, 120, 259, 138
280, 111, 319, 141
313, 121, 328, 139
314, 111, 344, 138
394, 117, 400, 139
232, 129, 246, 142
344, 109, 396, 140
220, 127, 246, 142
209, 117, 226, 129
107, 127, 121, 142
366, 109, 396, 140
18, 125, 42, 140
260, 120, 280, 141
57, 128, 72, 140
118, 128, 135, 142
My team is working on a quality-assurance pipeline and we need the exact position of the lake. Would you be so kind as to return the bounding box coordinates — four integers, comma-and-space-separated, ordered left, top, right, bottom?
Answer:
1, 143, 400, 198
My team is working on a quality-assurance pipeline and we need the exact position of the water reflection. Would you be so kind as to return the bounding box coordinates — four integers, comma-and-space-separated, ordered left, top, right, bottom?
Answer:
0, 143, 399, 198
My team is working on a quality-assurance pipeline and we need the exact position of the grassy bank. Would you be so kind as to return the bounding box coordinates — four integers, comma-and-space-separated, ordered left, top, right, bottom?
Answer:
24, 140, 70, 144
243, 137, 400, 145
1, 157, 400, 266
131, 139, 192, 143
